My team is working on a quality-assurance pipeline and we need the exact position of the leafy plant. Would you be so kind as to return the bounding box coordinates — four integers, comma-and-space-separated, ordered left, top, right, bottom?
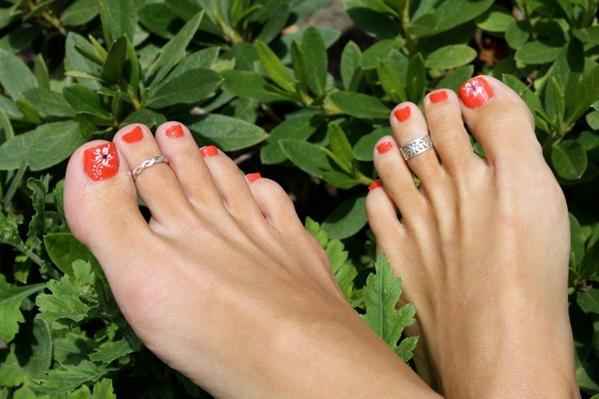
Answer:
1, 0, 599, 397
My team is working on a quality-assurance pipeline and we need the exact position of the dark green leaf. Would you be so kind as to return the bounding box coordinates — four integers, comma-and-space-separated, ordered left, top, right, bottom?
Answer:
22, 318, 52, 379
146, 68, 222, 108
328, 91, 389, 119
189, 114, 267, 151
0, 275, 46, 342
0, 121, 85, 171
138, 3, 181, 39
122, 109, 167, 128
44, 233, 101, 277
61, 0, 99, 26
514, 42, 564, 65
340, 40, 362, 91
0, 49, 37, 100
406, 54, 426, 102
260, 111, 322, 164
22, 88, 75, 118
353, 127, 391, 161
411, 0, 493, 37
301, 27, 327, 97
65, 33, 102, 90
279, 139, 332, 178
476, 9, 513, 32
255, 40, 296, 93
578, 289, 599, 314
221, 70, 289, 102
436, 65, 473, 91
101, 37, 127, 83
551, 140, 588, 180
34, 56, 49, 90
426, 45, 477, 70
96, 0, 136, 44
505, 20, 529, 49
567, 66, 599, 125
322, 196, 367, 240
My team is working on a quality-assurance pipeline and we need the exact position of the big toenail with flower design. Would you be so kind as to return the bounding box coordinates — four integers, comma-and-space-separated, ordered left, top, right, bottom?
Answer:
459, 77, 493, 108
84, 143, 119, 181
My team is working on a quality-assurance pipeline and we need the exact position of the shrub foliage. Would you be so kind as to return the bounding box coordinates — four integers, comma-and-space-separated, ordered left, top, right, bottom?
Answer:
0, 0, 598, 397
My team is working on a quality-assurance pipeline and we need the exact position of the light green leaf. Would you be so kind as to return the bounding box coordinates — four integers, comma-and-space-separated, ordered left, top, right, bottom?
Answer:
279, 139, 332, 178
0, 121, 85, 171
567, 66, 599, 125
322, 196, 367, 240
61, 0, 99, 26
122, 109, 167, 128
340, 40, 362, 91
436, 65, 473, 91
255, 40, 296, 93
578, 289, 599, 314
410, 0, 493, 36
301, 27, 327, 97
0, 49, 37, 100
551, 140, 588, 180
189, 114, 267, 151
31, 360, 112, 395
221, 69, 289, 102
22, 88, 75, 118
44, 232, 101, 277
63, 84, 111, 117
328, 91, 389, 119
426, 45, 477, 70
146, 12, 203, 86
0, 275, 46, 342
96, 0, 136, 44
476, 9, 514, 32
325, 123, 354, 174
362, 254, 416, 357
377, 59, 405, 103
146, 68, 222, 108
515, 42, 564, 65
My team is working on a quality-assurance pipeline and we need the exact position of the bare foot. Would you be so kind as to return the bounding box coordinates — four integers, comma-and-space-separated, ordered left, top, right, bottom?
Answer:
366, 76, 578, 398
64, 123, 438, 398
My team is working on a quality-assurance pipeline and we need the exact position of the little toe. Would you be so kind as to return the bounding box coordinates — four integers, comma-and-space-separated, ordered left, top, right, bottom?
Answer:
64, 140, 153, 281
372, 136, 428, 219
390, 103, 444, 184
424, 89, 482, 175
154, 122, 223, 210
458, 75, 543, 166
114, 124, 196, 225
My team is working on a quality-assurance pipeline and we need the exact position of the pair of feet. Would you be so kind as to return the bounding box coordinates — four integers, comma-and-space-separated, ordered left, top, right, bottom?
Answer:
64, 76, 577, 398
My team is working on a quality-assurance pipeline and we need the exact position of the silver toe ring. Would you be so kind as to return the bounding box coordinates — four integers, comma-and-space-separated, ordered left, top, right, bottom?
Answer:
132, 155, 168, 178
400, 135, 434, 160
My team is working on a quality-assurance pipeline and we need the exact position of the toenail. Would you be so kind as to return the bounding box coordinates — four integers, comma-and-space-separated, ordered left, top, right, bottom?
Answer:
393, 106, 411, 122
368, 179, 383, 191
122, 126, 144, 143
246, 172, 262, 183
165, 124, 184, 138
459, 77, 493, 108
84, 143, 119, 181
376, 141, 393, 154
199, 145, 219, 158
429, 90, 448, 104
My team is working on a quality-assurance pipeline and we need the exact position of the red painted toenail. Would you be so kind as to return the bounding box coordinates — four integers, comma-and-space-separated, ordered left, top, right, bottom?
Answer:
84, 143, 119, 181
368, 179, 383, 191
122, 126, 143, 143
246, 172, 262, 183
376, 141, 393, 154
393, 106, 411, 122
459, 77, 493, 108
199, 145, 219, 158
165, 124, 184, 138
429, 90, 448, 103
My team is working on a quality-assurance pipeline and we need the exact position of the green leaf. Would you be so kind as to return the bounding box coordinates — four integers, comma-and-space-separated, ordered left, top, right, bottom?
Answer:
301, 27, 327, 97
146, 12, 203, 86
505, 20, 529, 49
361, 39, 401, 70
101, 37, 127, 83
396, 335, 419, 361
0, 275, 46, 342
328, 91, 389, 119
570, 213, 585, 271
476, 9, 514, 32
169, 47, 221, 79
0, 49, 37, 100
221, 70, 289, 102
22, 318, 52, 379
514, 42, 564, 65
551, 140, 588, 180
377, 58, 405, 103
31, 360, 112, 395
436, 65, 473, 91
0, 121, 85, 171
138, 3, 181, 39
44, 232, 101, 277
362, 254, 416, 356
65, 33, 102, 90
36, 260, 99, 326
146, 68, 222, 108
426, 45, 477, 70
578, 289, 599, 314
189, 114, 268, 151
260, 111, 322, 164
322, 196, 367, 240
587, 111, 599, 130
324, 123, 354, 174
279, 139, 332, 178
122, 109, 167, 128
255, 40, 296, 93
305, 218, 357, 300
353, 127, 391, 161
22, 88, 75, 118
63, 84, 111, 118
96, 0, 136, 45
410, 0, 493, 37
340, 40, 362, 91
61, 0, 99, 27
34, 56, 50, 90
406, 54, 426, 102
566, 66, 599, 125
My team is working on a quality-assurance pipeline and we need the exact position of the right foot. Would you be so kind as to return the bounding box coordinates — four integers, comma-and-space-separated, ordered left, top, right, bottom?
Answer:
366, 76, 578, 398
64, 122, 438, 398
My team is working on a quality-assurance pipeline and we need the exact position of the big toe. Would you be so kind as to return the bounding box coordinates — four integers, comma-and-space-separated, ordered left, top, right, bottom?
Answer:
459, 75, 543, 167
64, 140, 153, 282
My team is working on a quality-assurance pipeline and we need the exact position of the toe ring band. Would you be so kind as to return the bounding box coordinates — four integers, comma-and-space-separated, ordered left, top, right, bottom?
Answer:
400, 135, 434, 160
132, 155, 168, 178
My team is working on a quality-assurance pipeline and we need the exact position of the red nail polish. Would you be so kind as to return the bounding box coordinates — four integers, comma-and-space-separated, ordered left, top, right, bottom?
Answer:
376, 141, 393, 154
84, 143, 119, 181
199, 145, 219, 158
429, 90, 448, 104
393, 106, 411, 122
165, 124, 184, 138
459, 77, 493, 108
368, 179, 382, 191
122, 126, 143, 143
246, 172, 262, 183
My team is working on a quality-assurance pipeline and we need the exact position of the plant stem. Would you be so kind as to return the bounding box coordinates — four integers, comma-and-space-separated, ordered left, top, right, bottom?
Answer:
2, 163, 27, 210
